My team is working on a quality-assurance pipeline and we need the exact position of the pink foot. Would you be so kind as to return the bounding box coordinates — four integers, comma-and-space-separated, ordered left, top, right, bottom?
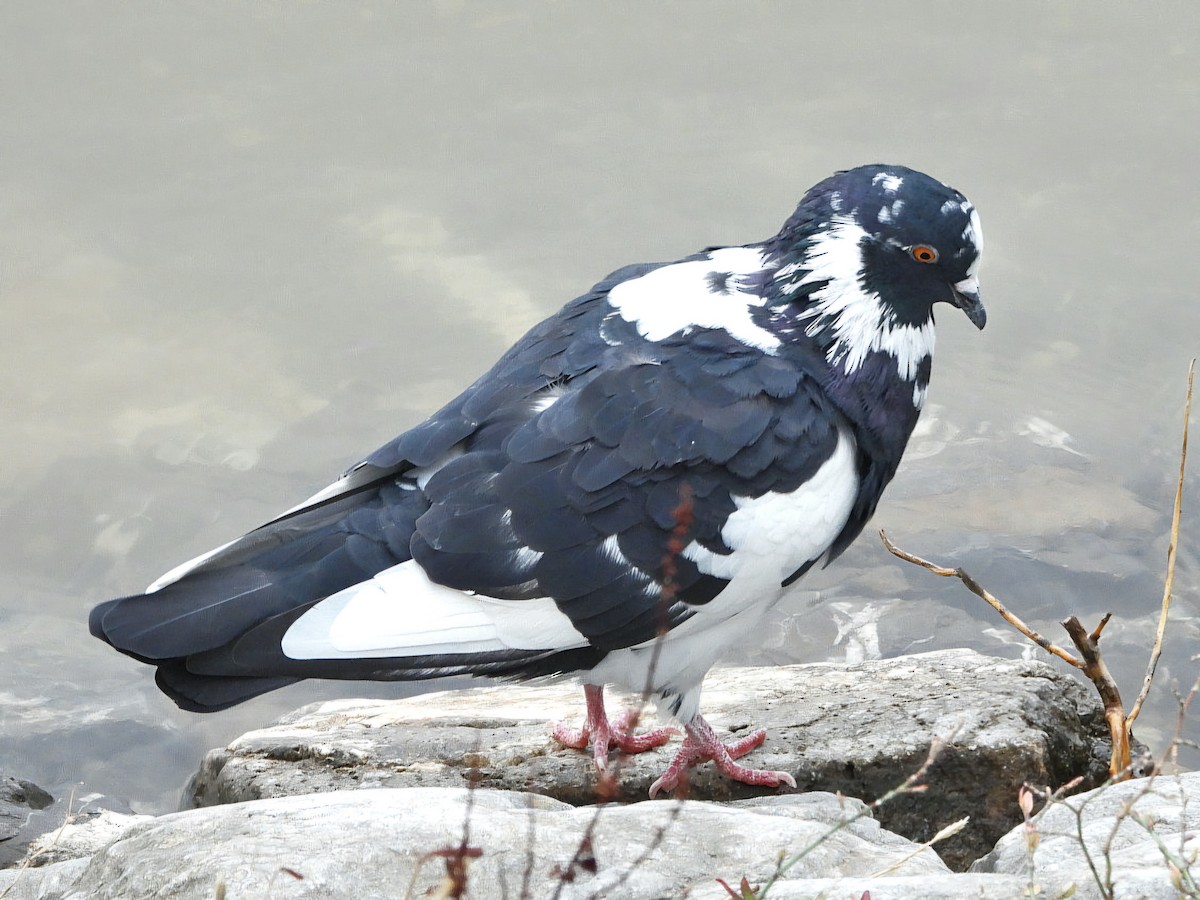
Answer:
551, 684, 677, 772
648, 715, 796, 798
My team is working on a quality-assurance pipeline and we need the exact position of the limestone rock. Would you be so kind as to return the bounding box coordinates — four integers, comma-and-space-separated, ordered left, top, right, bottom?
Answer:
21, 809, 154, 868
973, 771, 1200, 899
187, 649, 1109, 869
0, 788, 951, 899
14, 779, 1191, 900
0, 858, 90, 900
689, 873, 1033, 898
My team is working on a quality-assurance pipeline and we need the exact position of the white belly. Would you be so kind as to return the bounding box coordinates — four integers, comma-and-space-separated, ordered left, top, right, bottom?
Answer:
587, 427, 859, 721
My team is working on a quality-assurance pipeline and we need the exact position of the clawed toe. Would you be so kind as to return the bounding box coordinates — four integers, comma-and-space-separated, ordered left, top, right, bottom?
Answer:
648, 716, 793, 798
549, 721, 590, 750
554, 688, 792, 797
551, 684, 675, 772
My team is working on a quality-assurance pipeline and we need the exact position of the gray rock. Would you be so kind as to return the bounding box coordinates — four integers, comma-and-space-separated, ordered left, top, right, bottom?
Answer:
0, 787, 952, 899
0, 858, 90, 900
973, 771, 1200, 899
0, 776, 53, 868
689, 873, 1033, 898
1, 777, 51, 842
187, 649, 1109, 869
20, 809, 154, 868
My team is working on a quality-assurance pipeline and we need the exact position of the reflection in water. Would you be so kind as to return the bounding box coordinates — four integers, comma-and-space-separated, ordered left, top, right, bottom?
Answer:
1, 4, 1198, 821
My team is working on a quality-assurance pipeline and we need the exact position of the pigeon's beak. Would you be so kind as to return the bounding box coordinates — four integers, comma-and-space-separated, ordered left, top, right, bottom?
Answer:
950, 275, 986, 330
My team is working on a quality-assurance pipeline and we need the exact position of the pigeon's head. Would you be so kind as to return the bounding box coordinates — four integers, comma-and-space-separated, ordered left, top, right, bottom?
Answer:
789, 164, 985, 331
767, 164, 984, 387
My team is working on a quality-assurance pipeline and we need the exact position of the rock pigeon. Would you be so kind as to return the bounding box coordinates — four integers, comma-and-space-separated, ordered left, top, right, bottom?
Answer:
90, 164, 985, 796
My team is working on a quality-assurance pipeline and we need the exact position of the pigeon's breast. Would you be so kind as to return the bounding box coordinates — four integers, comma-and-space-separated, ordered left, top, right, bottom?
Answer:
585, 427, 860, 718
669, 426, 859, 630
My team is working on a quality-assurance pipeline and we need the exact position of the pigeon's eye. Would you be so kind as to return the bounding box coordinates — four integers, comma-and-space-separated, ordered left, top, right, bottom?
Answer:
910, 245, 939, 264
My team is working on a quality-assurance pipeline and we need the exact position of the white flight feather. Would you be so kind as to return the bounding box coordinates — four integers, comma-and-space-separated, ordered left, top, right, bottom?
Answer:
146, 538, 239, 592
147, 445, 468, 593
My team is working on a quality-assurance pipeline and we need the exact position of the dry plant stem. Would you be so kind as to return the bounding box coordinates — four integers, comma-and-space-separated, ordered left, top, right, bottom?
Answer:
881, 531, 1136, 778
879, 531, 1082, 667
519, 791, 538, 900
639, 483, 693, 710
1155, 668, 1200, 776
866, 816, 969, 878
1060, 616, 1132, 780
577, 803, 687, 900
1128, 358, 1193, 730
404, 766, 483, 899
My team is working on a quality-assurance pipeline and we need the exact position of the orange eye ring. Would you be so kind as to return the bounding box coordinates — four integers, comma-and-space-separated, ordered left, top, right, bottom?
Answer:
910, 244, 939, 263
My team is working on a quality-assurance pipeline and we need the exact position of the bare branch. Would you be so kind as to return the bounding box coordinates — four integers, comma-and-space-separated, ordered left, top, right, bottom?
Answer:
1127, 358, 1193, 729
880, 530, 1083, 668
881, 531, 1142, 778
1089, 613, 1114, 644
1060, 616, 1132, 780
1153, 665, 1200, 776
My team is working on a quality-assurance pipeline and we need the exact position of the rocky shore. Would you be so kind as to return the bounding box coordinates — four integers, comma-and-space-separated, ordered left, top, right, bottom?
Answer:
3, 649, 1195, 899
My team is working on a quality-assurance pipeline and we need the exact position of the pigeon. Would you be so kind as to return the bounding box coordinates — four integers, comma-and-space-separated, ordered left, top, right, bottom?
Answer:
90, 163, 985, 797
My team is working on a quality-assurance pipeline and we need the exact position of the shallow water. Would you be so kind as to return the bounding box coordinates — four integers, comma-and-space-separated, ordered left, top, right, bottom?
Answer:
2, 3, 1198, 828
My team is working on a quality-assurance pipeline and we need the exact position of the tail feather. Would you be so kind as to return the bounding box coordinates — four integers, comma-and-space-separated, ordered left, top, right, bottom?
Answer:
89, 451, 613, 712
154, 662, 301, 713
90, 487, 413, 662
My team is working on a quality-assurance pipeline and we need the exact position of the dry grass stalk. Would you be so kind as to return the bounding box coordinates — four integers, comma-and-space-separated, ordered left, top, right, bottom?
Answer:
546, 484, 694, 899
1128, 358, 1193, 729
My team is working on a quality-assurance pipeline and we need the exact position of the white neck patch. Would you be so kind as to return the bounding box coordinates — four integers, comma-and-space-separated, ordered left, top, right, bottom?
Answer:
781, 216, 935, 381
963, 206, 983, 274
605, 246, 781, 353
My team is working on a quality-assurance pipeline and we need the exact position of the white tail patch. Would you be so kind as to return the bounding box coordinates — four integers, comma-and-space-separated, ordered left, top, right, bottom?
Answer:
281, 559, 587, 660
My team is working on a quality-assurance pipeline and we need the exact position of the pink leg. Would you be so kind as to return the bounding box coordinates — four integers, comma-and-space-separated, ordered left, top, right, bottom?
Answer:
551, 684, 677, 772
648, 714, 797, 798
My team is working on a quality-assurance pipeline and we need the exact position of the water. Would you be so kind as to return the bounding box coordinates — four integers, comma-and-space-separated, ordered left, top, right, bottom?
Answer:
2, 3, 1198, 827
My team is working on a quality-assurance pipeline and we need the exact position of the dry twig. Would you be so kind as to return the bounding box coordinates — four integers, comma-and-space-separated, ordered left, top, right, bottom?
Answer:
880, 531, 1134, 778
548, 484, 694, 899
879, 532, 1080, 667
749, 730, 958, 898
1059, 615, 1132, 780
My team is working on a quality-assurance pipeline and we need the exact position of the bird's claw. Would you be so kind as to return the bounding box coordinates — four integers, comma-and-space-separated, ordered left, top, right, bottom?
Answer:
647, 719, 795, 798
551, 685, 676, 772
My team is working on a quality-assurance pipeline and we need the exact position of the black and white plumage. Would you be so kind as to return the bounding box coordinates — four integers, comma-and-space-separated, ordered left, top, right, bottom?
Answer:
91, 164, 985, 795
